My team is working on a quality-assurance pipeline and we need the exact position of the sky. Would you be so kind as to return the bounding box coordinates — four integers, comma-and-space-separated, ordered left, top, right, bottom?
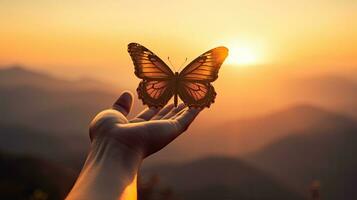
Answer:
0, 0, 356, 119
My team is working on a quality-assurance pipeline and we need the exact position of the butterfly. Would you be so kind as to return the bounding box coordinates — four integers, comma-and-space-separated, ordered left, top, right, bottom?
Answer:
128, 43, 228, 108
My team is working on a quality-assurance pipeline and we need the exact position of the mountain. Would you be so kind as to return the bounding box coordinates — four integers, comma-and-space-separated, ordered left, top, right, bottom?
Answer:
0, 123, 87, 169
141, 156, 302, 200
0, 152, 302, 200
288, 75, 357, 119
0, 66, 124, 135
0, 151, 76, 200
148, 104, 343, 164
0, 66, 141, 170
245, 109, 357, 199
2, 66, 357, 170
0, 65, 114, 92
1, 66, 356, 199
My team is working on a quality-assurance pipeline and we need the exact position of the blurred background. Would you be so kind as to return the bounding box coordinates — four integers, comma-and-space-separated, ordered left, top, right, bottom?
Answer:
0, 0, 356, 199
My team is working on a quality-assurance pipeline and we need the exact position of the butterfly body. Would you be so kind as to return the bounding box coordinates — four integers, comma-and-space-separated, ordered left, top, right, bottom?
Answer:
128, 43, 228, 108
173, 72, 180, 107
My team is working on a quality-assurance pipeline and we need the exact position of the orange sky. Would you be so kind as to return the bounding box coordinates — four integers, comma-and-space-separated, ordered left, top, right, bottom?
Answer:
1, 1, 356, 77
0, 0, 357, 119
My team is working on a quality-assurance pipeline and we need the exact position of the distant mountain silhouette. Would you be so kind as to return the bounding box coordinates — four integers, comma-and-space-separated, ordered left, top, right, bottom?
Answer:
0, 123, 87, 169
0, 151, 76, 200
2, 66, 357, 164
142, 156, 302, 200
1, 66, 356, 199
0, 152, 302, 200
245, 109, 357, 199
0, 65, 115, 92
0, 65, 130, 134
0, 66, 143, 169
150, 104, 345, 164
289, 75, 357, 119
0, 85, 110, 133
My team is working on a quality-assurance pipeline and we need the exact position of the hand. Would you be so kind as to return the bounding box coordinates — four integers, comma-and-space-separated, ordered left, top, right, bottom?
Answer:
89, 91, 201, 158
66, 91, 201, 200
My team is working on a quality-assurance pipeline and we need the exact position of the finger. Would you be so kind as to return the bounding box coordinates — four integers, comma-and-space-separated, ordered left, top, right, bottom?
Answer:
130, 107, 160, 122
174, 108, 202, 132
112, 91, 133, 116
162, 103, 186, 119
152, 103, 175, 120
171, 107, 187, 119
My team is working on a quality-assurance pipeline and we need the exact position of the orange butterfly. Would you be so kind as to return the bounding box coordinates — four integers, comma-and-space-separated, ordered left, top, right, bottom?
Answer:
128, 43, 228, 108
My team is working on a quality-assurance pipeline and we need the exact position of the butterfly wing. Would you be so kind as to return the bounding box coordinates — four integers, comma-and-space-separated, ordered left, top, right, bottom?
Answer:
179, 46, 228, 81
137, 80, 174, 107
128, 43, 174, 79
178, 47, 228, 108
178, 81, 216, 108
128, 43, 175, 107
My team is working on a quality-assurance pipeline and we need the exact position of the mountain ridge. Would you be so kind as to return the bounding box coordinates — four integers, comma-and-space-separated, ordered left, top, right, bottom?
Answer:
142, 156, 302, 200
245, 113, 357, 199
151, 103, 355, 165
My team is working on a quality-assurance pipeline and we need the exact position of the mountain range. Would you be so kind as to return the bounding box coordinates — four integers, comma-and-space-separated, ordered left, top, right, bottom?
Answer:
288, 75, 357, 119
1, 65, 357, 199
147, 104, 354, 164
142, 157, 302, 200
245, 110, 357, 199
0, 151, 75, 200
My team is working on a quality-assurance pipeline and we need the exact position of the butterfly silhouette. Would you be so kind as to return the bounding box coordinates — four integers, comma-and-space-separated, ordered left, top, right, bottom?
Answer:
128, 43, 228, 108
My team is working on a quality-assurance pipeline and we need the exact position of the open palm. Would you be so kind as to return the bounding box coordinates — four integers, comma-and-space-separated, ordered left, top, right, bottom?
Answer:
89, 91, 201, 158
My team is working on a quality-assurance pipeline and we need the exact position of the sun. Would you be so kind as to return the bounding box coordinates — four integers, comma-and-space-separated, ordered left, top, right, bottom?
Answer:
226, 46, 260, 66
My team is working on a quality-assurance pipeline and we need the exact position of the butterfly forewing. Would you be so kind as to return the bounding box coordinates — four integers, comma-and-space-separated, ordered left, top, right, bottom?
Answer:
179, 47, 228, 82
128, 43, 174, 80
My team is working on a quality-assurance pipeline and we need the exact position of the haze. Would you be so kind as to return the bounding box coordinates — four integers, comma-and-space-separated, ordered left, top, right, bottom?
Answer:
1, 0, 356, 76
1, 1, 357, 198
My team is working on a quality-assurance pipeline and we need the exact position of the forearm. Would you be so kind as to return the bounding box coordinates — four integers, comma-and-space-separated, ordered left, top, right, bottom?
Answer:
66, 137, 143, 200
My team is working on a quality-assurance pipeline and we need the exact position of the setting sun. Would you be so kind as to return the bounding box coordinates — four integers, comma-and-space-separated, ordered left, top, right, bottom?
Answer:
226, 46, 260, 66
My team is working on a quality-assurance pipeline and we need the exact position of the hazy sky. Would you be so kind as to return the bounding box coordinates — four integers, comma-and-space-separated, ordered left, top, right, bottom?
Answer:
0, 1, 356, 119
0, 0, 355, 126
1, 0, 356, 80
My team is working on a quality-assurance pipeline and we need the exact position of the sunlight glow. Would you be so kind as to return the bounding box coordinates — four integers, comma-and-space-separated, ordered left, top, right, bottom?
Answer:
226, 46, 260, 66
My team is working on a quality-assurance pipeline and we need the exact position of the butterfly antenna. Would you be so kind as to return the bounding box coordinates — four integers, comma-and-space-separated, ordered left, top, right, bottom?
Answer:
177, 57, 188, 72
167, 57, 176, 71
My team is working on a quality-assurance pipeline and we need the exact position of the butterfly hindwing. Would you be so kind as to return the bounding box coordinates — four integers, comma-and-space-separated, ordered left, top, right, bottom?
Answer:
178, 81, 216, 108
137, 80, 174, 108
128, 43, 174, 80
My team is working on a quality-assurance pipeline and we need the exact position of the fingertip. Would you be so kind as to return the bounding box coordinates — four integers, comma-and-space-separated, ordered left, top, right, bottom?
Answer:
177, 103, 186, 109
160, 103, 176, 114
174, 108, 202, 132
187, 107, 202, 116
162, 103, 187, 119
149, 106, 161, 113
122, 90, 134, 98
113, 91, 134, 116
151, 103, 175, 120
174, 103, 187, 113
166, 103, 175, 109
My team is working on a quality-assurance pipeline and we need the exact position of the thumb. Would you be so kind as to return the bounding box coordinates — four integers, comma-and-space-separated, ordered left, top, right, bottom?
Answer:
112, 91, 133, 116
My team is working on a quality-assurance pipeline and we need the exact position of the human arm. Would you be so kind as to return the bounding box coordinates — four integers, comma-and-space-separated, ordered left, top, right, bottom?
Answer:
66, 91, 201, 200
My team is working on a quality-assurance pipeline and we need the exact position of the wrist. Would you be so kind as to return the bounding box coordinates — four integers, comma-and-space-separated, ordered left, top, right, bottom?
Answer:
67, 137, 143, 200
88, 136, 144, 171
